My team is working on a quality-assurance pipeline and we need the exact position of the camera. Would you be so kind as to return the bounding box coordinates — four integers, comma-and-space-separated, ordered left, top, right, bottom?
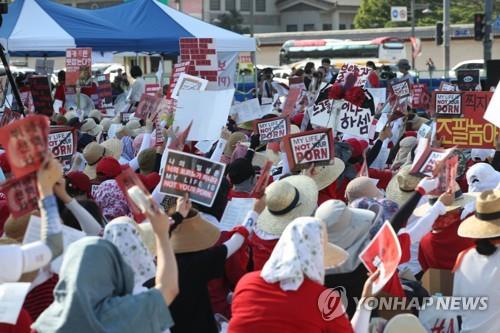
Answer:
379, 65, 396, 80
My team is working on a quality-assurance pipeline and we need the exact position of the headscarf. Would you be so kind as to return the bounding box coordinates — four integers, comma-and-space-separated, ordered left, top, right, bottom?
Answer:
103, 218, 156, 289
32, 237, 171, 333
121, 136, 135, 161
261, 217, 324, 291
94, 180, 131, 221
466, 163, 500, 193
470, 149, 495, 161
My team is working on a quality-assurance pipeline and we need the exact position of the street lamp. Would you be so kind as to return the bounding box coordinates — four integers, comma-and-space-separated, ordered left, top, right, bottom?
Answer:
410, 1, 431, 69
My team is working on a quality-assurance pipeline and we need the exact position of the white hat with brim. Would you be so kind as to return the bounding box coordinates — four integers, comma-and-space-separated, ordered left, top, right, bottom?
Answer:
81, 118, 103, 137
413, 192, 477, 217
383, 314, 426, 333
257, 175, 319, 236
301, 158, 345, 190
324, 243, 349, 269
385, 165, 423, 206
101, 138, 124, 161
458, 190, 500, 239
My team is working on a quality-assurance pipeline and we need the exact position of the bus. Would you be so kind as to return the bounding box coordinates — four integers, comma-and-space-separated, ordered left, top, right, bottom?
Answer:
279, 37, 406, 67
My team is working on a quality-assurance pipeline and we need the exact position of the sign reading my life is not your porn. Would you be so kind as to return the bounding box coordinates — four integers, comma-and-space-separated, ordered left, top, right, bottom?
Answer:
283, 128, 335, 171
48, 126, 76, 173
254, 116, 290, 143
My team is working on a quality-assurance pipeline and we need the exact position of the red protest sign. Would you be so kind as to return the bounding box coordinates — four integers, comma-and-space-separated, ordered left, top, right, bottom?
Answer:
166, 61, 191, 99
29, 76, 53, 117
116, 167, 152, 223
180, 38, 218, 82
97, 79, 112, 110
335, 63, 371, 88
283, 128, 334, 171
359, 221, 402, 295
429, 154, 458, 196
0, 108, 22, 127
135, 94, 162, 120
254, 116, 289, 143
436, 91, 497, 148
0, 115, 49, 178
0, 173, 39, 218
65, 48, 92, 87
411, 83, 431, 110
145, 84, 161, 96
282, 86, 302, 117
49, 126, 76, 173
251, 160, 272, 198
410, 144, 455, 177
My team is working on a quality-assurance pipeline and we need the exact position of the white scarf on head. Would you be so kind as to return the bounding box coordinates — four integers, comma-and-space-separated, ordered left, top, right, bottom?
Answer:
466, 163, 500, 193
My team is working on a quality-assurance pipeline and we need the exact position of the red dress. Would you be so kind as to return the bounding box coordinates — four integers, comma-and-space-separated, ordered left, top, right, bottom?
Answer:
229, 271, 354, 333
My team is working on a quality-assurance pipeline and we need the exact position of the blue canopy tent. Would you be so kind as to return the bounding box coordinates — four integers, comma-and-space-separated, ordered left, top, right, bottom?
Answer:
0, 0, 255, 56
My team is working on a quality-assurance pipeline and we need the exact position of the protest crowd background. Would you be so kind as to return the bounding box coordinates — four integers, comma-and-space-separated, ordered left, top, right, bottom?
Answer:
0, 2, 500, 333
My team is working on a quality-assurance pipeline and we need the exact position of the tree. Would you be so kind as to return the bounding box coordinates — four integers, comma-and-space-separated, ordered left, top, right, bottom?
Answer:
214, 10, 251, 34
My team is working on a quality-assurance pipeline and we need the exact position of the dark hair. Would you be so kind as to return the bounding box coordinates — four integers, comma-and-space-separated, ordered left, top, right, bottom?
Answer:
366, 61, 377, 70
57, 70, 66, 83
58, 199, 105, 230
304, 62, 315, 73
130, 66, 143, 79
475, 237, 500, 256
321, 58, 331, 65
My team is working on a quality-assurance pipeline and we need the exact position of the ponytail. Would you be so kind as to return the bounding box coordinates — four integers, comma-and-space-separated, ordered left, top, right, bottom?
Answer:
475, 238, 499, 256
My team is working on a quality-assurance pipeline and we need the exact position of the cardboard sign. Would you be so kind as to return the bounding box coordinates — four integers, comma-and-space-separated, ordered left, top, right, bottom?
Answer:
171, 73, 208, 100
434, 92, 462, 116
230, 98, 264, 124
65, 48, 92, 87
97, 79, 112, 106
166, 61, 191, 99
49, 126, 76, 173
335, 63, 371, 88
411, 83, 431, 110
0, 115, 49, 178
0, 173, 39, 218
310, 99, 334, 128
390, 79, 411, 100
457, 69, 480, 91
135, 94, 162, 120
430, 155, 458, 196
282, 85, 303, 117
145, 83, 161, 96
437, 91, 497, 148
439, 81, 458, 91
116, 167, 153, 223
410, 144, 455, 177
336, 100, 373, 139
359, 221, 402, 295
255, 117, 289, 143
484, 82, 500, 128
29, 76, 53, 116
180, 38, 218, 82
0, 108, 22, 128
283, 128, 334, 171
159, 150, 226, 207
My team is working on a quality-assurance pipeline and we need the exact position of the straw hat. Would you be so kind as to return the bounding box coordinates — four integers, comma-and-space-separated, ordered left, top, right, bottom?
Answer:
386, 165, 423, 206
171, 210, 221, 253
89, 109, 103, 122
257, 175, 319, 236
83, 142, 111, 179
413, 190, 476, 217
81, 118, 103, 137
345, 176, 382, 203
459, 190, 500, 239
64, 111, 79, 121
224, 132, 247, 157
126, 119, 144, 138
101, 138, 123, 160
301, 158, 345, 190
101, 118, 112, 133
383, 314, 426, 333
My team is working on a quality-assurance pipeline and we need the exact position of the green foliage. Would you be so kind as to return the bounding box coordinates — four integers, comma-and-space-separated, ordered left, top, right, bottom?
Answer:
214, 10, 251, 34
354, 0, 500, 29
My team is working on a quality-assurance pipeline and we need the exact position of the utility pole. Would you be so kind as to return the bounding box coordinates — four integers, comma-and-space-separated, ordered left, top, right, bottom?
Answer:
484, 0, 493, 62
411, 0, 415, 69
250, 0, 255, 37
443, 0, 450, 78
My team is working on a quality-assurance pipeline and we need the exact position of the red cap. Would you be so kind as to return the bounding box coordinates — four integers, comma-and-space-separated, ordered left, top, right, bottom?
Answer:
138, 172, 161, 192
290, 112, 304, 127
96, 156, 121, 179
403, 131, 417, 138
344, 138, 369, 158
65, 172, 91, 195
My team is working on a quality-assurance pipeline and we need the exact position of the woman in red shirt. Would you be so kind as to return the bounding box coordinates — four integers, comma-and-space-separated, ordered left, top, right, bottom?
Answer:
228, 217, 378, 333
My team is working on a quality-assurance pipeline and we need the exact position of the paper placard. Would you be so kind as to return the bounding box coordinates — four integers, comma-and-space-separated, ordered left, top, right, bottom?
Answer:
484, 82, 500, 128
166, 61, 191, 99
359, 221, 402, 295
65, 48, 92, 87
390, 79, 411, 100
219, 198, 256, 231
411, 83, 431, 110
310, 99, 334, 128
410, 144, 455, 177
0, 173, 39, 218
439, 81, 458, 91
283, 128, 334, 171
336, 100, 373, 139
159, 150, 226, 207
0, 283, 31, 325
255, 116, 289, 143
135, 94, 162, 120
282, 86, 303, 117
29, 76, 53, 116
367, 88, 387, 112
335, 63, 371, 88
229, 98, 263, 124
171, 73, 208, 100
434, 92, 462, 116
49, 126, 76, 173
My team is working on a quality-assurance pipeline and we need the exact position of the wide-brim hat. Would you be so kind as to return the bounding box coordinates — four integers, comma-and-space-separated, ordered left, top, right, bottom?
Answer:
324, 243, 349, 269
83, 142, 110, 179
171, 210, 221, 253
458, 190, 500, 239
386, 165, 423, 206
101, 138, 123, 160
383, 314, 426, 333
257, 175, 319, 236
301, 158, 345, 190
81, 118, 103, 137
413, 192, 477, 217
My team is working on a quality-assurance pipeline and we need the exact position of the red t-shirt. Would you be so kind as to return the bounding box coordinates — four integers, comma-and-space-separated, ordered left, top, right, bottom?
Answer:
229, 271, 353, 333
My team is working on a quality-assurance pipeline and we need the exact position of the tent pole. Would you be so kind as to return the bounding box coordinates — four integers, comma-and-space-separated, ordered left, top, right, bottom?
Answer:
0, 45, 24, 116
251, 51, 258, 98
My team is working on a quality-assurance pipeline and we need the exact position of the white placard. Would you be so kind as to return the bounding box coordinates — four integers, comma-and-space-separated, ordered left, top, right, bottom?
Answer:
367, 88, 387, 112
336, 100, 373, 139
484, 82, 500, 128
0, 283, 31, 324
310, 99, 334, 128
171, 73, 208, 100
219, 198, 256, 231
230, 98, 263, 124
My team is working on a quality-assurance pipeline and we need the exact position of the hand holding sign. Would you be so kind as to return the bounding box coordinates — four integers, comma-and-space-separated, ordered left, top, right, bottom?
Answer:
37, 156, 63, 197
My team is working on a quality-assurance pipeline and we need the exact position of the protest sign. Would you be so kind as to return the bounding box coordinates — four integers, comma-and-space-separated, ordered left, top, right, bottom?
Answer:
335, 63, 371, 88
484, 82, 500, 128
0, 108, 22, 128
411, 83, 431, 110
219, 198, 256, 231
116, 167, 154, 223
254, 116, 289, 143
19, 91, 35, 114
135, 94, 162, 120
49, 126, 76, 173
173, 89, 234, 141
251, 160, 272, 198
429, 155, 458, 196
120, 112, 133, 123
166, 61, 191, 98
0, 173, 39, 218
97, 78, 112, 107
180, 38, 218, 82
171, 73, 208, 100
367, 88, 387, 113
437, 91, 497, 148
359, 221, 402, 295
65, 48, 92, 87
390, 79, 411, 100
433, 92, 462, 116
336, 100, 373, 139
309, 99, 334, 128
155, 117, 165, 147
35, 59, 54, 75
283, 128, 334, 171
410, 144, 455, 177
145, 83, 161, 96
0, 115, 49, 178
160, 150, 226, 207
282, 85, 303, 117
229, 98, 264, 124
29, 76, 53, 116
0, 283, 31, 325
457, 69, 480, 91
439, 81, 458, 91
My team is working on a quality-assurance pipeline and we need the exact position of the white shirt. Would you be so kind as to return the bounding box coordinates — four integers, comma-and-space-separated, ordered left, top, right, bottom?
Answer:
453, 246, 500, 333
127, 77, 146, 104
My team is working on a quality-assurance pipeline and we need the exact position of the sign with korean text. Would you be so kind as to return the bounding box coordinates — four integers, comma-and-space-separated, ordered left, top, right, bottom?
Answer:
254, 116, 289, 143
390, 79, 411, 100
283, 128, 334, 171
0, 115, 49, 178
160, 150, 226, 207
434, 92, 462, 116
411, 83, 431, 110
336, 101, 373, 139
145, 83, 161, 96
0, 173, 39, 218
97, 78, 112, 107
282, 85, 303, 117
49, 127, 76, 173
335, 64, 371, 88
171, 73, 208, 100
65, 48, 92, 87
0, 108, 22, 128
437, 91, 497, 148
166, 61, 191, 99
180, 38, 218, 82
29, 76, 53, 116
410, 145, 455, 177
310, 99, 334, 128
135, 94, 162, 120
457, 69, 480, 91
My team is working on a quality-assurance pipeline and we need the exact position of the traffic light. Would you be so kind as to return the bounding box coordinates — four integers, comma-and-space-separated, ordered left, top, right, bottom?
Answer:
436, 22, 443, 45
474, 13, 484, 41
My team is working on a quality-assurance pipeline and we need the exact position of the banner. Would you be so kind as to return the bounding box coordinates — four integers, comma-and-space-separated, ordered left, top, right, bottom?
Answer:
159, 150, 226, 207
336, 100, 373, 139
411, 83, 431, 110
180, 38, 218, 82
65, 48, 92, 87
457, 69, 480, 91
48, 126, 76, 173
283, 128, 334, 171
0, 173, 39, 218
335, 63, 371, 88
437, 91, 497, 148
29, 76, 53, 116
135, 94, 162, 120
254, 116, 289, 143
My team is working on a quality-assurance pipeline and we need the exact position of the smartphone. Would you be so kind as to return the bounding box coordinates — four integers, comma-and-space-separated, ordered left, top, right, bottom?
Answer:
127, 186, 158, 215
